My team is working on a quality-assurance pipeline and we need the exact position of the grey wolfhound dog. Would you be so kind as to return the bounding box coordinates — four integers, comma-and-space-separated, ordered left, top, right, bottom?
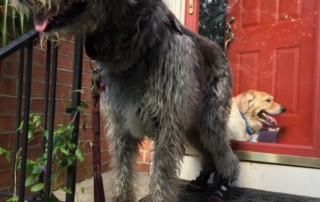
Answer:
12, 0, 239, 201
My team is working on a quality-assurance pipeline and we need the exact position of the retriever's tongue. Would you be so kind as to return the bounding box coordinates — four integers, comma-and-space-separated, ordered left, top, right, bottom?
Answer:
265, 113, 277, 125
34, 12, 52, 32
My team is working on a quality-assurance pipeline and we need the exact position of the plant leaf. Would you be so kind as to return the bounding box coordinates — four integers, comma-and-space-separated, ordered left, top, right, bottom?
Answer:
65, 107, 75, 114
44, 130, 49, 140
0, 148, 12, 162
26, 160, 35, 172
0, 147, 7, 155
61, 187, 72, 194
33, 114, 41, 128
80, 101, 89, 108
28, 130, 34, 140
5, 151, 11, 161
75, 148, 84, 162
6, 196, 19, 202
2, 0, 9, 46
60, 146, 69, 155
76, 106, 83, 112
32, 165, 42, 174
11, 7, 16, 39
17, 121, 24, 132
66, 156, 75, 166
30, 183, 44, 192
19, 10, 24, 34
25, 174, 38, 186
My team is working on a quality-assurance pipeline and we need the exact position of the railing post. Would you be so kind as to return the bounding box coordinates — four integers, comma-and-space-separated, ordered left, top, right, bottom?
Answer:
66, 36, 83, 202
12, 47, 24, 194
18, 41, 34, 202
44, 42, 59, 202
38, 40, 52, 193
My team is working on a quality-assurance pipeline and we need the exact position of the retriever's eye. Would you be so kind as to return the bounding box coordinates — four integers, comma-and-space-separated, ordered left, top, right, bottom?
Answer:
265, 99, 272, 103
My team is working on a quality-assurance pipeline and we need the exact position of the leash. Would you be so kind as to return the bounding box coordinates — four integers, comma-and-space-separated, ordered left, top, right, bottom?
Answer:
91, 61, 106, 202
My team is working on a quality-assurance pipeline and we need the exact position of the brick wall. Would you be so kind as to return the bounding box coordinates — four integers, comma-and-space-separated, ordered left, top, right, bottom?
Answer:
0, 39, 153, 200
137, 139, 153, 173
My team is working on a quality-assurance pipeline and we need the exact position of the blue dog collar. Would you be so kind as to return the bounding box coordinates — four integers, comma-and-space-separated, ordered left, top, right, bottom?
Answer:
238, 109, 254, 136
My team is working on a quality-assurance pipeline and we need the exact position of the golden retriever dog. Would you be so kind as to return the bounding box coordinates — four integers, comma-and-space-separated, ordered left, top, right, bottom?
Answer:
227, 90, 286, 142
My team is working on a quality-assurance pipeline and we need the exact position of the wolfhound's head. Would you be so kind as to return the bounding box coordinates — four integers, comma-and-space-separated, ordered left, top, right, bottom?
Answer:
11, 0, 135, 37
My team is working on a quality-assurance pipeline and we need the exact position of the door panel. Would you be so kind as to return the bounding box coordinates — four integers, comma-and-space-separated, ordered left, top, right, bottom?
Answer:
185, 0, 320, 158
228, 0, 316, 146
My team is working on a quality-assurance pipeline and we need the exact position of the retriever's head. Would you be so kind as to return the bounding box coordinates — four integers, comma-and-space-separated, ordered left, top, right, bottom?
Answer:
237, 90, 286, 130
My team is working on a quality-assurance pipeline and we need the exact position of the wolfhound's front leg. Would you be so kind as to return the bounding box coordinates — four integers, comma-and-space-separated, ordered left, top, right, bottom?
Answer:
108, 123, 141, 202
148, 128, 184, 202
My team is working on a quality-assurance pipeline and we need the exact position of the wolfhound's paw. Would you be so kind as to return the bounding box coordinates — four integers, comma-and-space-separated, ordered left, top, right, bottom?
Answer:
186, 179, 208, 191
207, 188, 231, 202
207, 194, 224, 202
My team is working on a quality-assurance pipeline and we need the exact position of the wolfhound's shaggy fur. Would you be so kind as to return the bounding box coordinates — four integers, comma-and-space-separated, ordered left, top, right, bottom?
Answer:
12, 0, 239, 201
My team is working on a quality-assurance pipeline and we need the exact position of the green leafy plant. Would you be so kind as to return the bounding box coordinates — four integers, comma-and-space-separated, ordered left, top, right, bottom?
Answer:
1, 0, 33, 46
0, 147, 11, 161
0, 99, 88, 202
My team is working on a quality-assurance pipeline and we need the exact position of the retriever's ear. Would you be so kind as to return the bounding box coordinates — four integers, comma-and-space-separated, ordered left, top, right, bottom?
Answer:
238, 90, 255, 113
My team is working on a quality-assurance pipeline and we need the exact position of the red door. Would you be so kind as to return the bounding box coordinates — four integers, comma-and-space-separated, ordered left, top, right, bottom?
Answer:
185, 0, 320, 157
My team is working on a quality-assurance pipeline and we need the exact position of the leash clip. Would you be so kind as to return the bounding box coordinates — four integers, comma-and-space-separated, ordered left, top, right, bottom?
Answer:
91, 69, 102, 95
90, 60, 104, 95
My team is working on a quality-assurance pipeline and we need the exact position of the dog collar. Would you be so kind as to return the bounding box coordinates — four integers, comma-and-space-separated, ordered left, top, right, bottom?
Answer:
238, 109, 254, 136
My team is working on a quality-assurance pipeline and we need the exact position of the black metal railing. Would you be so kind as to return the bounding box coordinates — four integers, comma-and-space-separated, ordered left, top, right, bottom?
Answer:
0, 29, 83, 202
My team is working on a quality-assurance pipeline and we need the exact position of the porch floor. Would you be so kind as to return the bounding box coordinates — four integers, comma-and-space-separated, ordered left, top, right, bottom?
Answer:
54, 172, 320, 202
54, 172, 149, 201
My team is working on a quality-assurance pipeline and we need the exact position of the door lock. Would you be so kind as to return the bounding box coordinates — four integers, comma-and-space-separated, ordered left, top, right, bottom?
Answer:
188, 0, 194, 14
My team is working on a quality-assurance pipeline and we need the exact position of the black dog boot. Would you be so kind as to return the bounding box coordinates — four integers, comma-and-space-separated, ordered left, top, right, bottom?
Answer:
207, 178, 231, 202
187, 171, 212, 191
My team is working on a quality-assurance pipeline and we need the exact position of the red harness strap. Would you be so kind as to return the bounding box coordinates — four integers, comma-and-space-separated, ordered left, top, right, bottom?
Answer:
91, 69, 106, 202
